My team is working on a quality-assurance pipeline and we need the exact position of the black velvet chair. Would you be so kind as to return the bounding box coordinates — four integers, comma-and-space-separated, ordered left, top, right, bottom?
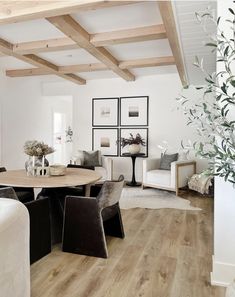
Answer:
0, 187, 51, 264
0, 167, 34, 203
62, 175, 125, 258
37, 164, 98, 244
67, 164, 102, 197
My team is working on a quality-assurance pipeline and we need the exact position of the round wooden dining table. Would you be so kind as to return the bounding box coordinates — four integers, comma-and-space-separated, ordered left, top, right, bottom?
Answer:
0, 168, 102, 245
0, 168, 102, 196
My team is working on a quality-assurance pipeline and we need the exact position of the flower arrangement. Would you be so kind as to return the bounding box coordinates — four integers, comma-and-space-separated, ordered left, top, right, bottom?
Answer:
24, 140, 55, 157
119, 133, 146, 148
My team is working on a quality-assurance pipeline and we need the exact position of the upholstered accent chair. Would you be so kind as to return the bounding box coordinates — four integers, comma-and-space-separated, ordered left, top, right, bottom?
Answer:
142, 158, 196, 196
0, 187, 51, 264
71, 151, 113, 182
62, 175, 125, 258
0, 167, 34, 203
67, 164, 102, 197
0, 198, 30, 297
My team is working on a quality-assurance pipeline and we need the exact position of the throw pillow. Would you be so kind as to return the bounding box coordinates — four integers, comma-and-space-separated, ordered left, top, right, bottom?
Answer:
159, 153, 178, 170
83, 150, 101, 167
77, 150, 102, 165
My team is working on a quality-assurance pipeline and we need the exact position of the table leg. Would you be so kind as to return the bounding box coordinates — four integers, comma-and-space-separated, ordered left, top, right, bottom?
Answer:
85, 184, 91, 197
126, 156, 141, 187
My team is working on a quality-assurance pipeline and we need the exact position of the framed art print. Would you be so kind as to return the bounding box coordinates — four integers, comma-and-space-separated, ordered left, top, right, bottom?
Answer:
92, 97, 119, 127
92, 128, 119, 156
120, 96, 149, 126
120, 128, 148, 157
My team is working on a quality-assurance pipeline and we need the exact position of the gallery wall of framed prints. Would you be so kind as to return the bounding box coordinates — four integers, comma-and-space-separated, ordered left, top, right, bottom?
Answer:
92, 96, 149, 157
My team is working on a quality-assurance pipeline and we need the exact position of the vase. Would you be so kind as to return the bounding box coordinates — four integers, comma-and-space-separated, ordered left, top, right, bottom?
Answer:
128, 144, 141, 154
25, 156, 49, 176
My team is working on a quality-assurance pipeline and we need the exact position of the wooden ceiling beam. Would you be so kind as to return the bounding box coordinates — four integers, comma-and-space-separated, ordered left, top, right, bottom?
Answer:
90, 24, 166, 46
119, 56, 175, 69
6, 56, 175, 77
47, 14, 135, 81
0, 1, 140, 25
157, 1, 187, 86
0, 37, 85, 85
12, 24, 166, 54
13, 37, 78, 55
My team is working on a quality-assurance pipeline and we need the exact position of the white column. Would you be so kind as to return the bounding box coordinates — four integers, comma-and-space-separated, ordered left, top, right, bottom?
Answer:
211, 0, 235, 286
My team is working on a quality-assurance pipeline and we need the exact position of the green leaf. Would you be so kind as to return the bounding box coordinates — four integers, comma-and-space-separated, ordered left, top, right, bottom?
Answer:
230, 80, 235, 87
224, 45, 229, 56
205, 42, 217, 47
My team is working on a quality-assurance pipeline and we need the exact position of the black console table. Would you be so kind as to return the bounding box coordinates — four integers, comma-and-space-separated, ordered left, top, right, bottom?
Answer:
123, 153, 145, 187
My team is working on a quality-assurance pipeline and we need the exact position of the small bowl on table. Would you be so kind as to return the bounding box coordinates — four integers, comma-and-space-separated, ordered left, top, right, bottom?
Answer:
49, 165, 66, 176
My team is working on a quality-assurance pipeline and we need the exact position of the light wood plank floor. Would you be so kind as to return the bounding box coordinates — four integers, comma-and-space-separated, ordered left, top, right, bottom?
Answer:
31, 191, 226, 297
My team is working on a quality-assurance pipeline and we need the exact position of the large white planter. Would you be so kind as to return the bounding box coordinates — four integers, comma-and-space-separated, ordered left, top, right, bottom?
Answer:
211, 177, 235, 287
128, 144, 140, 154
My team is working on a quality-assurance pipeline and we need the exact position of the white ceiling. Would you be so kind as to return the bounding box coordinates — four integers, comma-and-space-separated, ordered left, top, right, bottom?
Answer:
72, 2, 163, 33
0, 1, 217, 84
173, 1, 217, 85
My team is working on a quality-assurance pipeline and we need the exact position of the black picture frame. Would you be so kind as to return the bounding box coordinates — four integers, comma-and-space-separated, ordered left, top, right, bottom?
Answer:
92, 128, 119, 156
119, 128, 148, 157
92, 97, 119, 127
120, 96, 149, 126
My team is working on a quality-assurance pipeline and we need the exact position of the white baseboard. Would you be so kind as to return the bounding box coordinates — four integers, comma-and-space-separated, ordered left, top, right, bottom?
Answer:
211, 255, 235, 287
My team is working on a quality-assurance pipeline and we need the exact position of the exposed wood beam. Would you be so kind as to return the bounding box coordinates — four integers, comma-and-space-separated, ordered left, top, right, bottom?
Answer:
13, 37, 78, 54
0, 37, 85, 85
6, 68, 53, 77
157, 1, 187, 86
119, 56, 175, 69
12, 24, 166, 54
90, 24, 166, 46
0, 1, 139, 25
59, 63, 107, 73
6, 56, 175, 77
47, 15, 135, 81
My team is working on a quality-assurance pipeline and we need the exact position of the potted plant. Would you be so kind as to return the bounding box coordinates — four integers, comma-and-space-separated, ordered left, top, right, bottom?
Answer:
119, 133, 146, 154
177, 7, 235, 184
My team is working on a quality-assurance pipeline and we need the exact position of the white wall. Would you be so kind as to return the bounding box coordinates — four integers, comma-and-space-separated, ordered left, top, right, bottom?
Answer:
211, 0, 235, 287
0, 75, 73, 169
43, 73, 206, 180
0, 70, 207, 178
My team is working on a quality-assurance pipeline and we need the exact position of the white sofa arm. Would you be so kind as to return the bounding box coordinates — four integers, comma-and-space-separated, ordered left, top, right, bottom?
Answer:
143, 158, 161, 183
101, 156, 113, 180
171, 160, 196, 190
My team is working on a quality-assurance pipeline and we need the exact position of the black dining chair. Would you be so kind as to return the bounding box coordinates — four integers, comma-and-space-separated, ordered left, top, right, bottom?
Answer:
36, 164, 97, 244
0, 187, 51, 264
62, 175, 125, 258
0, 167, 34, 203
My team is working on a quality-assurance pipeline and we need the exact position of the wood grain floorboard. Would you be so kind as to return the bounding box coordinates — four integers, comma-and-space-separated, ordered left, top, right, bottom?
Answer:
31, 191, 226, 297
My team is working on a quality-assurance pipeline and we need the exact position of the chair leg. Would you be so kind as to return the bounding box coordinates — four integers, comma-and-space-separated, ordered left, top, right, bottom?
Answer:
25, 198, 51, 264
62, 196, 108, 258
103, 207, 125, 239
